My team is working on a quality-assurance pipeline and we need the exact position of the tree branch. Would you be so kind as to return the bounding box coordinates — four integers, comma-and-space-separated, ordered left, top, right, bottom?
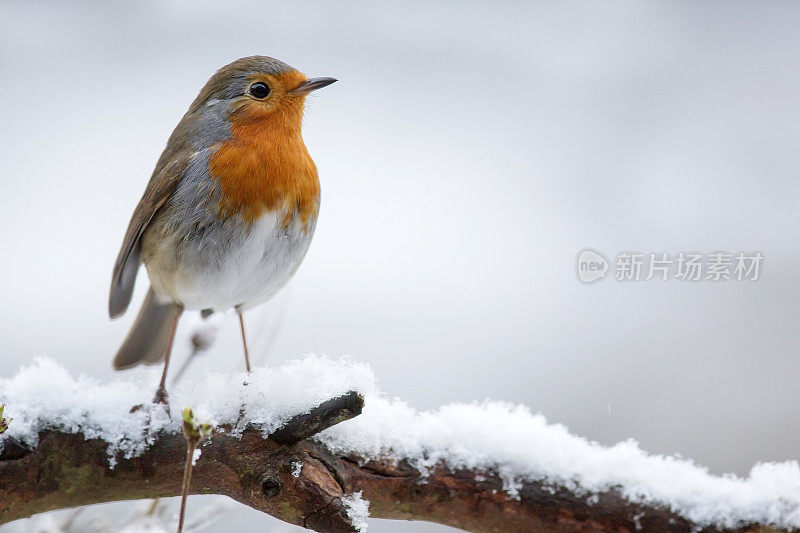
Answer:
268, 390, 364, 445
0, 394, 785, 533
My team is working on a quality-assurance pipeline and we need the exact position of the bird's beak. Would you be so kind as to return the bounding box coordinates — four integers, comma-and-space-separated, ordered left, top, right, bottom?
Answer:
290, 77, 337, 95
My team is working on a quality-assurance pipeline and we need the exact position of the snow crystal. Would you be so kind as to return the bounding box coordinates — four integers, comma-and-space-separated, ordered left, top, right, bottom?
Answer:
342, 491, 370, 532
191, 448, 201, 466
2, 356, 800, 529
291, 461, 303, 478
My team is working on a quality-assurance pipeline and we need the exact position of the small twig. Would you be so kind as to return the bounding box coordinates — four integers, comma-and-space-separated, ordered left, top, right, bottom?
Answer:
172, 326, 216, 386
269, 391, 364, 445
177, 408, 213, 533
177, 441, 194, 533
59, 507, 84, 531
145, 498, 160, 516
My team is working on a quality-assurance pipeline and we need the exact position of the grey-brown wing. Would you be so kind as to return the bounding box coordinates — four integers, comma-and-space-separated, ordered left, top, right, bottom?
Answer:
108, 149, 188, 318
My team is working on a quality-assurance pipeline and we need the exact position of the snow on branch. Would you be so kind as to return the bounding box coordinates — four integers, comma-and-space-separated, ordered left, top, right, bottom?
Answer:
1, 357, 799, 532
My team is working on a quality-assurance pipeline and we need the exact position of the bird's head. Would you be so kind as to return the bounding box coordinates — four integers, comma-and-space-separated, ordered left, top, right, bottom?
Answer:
190, 56, 336, 133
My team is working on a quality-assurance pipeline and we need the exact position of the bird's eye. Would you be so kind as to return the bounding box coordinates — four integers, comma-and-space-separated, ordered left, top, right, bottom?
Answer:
249, 82, 270, 99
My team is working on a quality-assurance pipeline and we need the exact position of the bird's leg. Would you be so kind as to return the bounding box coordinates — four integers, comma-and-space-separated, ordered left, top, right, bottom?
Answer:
232, 307, 253, 431
153, 306, 183, 408
237, 308, 252, 372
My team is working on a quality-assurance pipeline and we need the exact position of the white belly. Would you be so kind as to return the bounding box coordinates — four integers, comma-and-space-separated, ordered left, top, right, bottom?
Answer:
143, 209, 315, 311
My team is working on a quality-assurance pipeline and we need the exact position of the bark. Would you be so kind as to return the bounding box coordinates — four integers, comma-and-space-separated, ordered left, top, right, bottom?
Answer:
0, 394, 785, 533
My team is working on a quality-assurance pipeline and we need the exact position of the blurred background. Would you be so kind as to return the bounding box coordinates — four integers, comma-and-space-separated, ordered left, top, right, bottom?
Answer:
2, 1, 800, 531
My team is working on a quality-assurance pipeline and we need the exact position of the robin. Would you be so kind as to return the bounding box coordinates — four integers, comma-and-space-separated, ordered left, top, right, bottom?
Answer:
108, 56, 336, 402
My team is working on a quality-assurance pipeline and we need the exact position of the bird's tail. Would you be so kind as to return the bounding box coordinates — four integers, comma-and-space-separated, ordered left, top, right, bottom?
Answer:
113, 286, 182, 370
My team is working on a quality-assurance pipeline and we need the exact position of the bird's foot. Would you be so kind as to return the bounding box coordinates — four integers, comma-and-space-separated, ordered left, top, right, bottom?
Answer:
152, 386, 171, 415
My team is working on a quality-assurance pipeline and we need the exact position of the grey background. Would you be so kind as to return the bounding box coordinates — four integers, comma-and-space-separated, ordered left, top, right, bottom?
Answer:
1, 1, 799, 531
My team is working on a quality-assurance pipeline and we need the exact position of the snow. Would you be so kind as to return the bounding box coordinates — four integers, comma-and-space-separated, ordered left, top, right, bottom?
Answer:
341, 491, 370, 532
320, 398, 800, 528
2, 356, 800, 529
291, 461, 303, 478
0, 356, 376, 466
191, 448, 201, 466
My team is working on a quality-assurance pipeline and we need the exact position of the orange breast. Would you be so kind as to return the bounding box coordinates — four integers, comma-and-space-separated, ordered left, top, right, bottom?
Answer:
209, 100, 319, 230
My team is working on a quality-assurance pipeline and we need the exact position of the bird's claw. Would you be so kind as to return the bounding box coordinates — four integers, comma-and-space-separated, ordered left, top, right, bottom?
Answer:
153, 387, 171, 415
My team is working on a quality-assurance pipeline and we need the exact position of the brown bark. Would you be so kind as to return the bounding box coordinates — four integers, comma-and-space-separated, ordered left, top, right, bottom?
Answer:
0, 395, 786, 533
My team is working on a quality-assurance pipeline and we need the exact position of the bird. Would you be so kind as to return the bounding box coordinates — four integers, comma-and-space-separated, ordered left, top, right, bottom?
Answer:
108, 56, 335, 402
